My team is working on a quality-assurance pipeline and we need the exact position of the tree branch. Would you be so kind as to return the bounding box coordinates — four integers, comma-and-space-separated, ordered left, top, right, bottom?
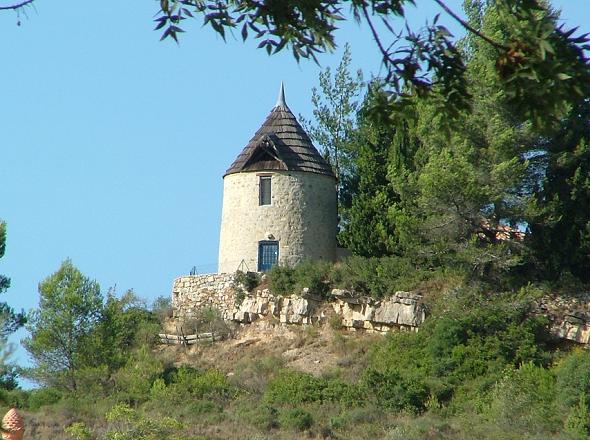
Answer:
0, 0, 34, 11
433, 0, 509, 51
361, 3, 393, 65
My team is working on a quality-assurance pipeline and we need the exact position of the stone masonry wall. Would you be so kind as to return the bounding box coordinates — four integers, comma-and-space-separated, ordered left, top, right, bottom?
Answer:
172, 273, 241, 321
218, 171, 337, 273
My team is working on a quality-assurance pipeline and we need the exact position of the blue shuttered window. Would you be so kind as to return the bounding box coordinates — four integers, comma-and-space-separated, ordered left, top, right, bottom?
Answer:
258, 241, 279, 271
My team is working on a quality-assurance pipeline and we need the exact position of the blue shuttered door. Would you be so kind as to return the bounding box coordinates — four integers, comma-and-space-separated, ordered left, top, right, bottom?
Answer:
258, 241, 279, 271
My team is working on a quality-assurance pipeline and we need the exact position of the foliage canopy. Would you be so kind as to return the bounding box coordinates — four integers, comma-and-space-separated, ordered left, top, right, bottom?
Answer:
155, 0, 590, 129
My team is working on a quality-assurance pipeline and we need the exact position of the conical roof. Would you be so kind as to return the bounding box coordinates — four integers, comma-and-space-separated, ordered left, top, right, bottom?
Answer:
224, 85, 336, 178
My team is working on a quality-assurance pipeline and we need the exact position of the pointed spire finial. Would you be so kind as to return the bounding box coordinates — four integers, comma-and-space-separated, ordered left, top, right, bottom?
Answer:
276, 82, 287, 107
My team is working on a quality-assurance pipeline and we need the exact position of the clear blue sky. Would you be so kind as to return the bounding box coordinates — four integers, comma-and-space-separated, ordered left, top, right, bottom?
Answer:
0, 1, 588, 373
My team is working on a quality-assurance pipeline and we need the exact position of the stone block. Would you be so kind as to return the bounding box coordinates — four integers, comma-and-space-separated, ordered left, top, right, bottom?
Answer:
331, 288, 352, 297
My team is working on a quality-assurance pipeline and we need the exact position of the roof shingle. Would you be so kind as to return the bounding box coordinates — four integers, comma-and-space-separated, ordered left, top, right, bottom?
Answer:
224, 98, 336, 179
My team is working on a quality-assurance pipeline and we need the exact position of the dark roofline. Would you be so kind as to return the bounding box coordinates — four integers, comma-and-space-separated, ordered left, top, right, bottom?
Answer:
224, 87, 336, 179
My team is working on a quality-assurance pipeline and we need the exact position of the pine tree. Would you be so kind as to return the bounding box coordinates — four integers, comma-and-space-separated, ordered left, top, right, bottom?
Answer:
339, 85, 404, 257
529, 100, 590, 281
300, 43, 364, 207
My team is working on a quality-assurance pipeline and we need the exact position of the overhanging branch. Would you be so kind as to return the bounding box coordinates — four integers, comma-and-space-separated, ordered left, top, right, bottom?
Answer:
0, 0, 34, 11
433, 0, 509, 51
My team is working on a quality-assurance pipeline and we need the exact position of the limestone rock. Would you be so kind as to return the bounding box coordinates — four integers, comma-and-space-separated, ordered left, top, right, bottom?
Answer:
233, 296, 271, 322
555, 321, 590, 344
373, 292, 425, 327
331, 288, 351, 297
172, 273, 424, 333
534, 293, 590, 345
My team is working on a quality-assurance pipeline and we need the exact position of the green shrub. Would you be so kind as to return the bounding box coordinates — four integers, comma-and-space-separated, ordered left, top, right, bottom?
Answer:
365, 330, 427, 382
278, 407, 313, 431
188, 400, 221, 414
293, 260, 331, 296
264, 370, 322, 404
365, 289, 555, 414
68, 403, 188, 440
0, 388, 29, 409
65, 422, 92, 440
236, 401, 279, 431
170, 367, 235, 400
332, 256, 422, 298
321, 378, 366, 406
362, 368, 429, 413
75, 365, 110, 397
555, 349, 590, 411
253, 404, 280, 431
485, 362, 559, 434
424, 299, 552, 385
113, 345, 164, 403
28, 387, 63, 410
264, 370, 365, 406
235, 271, 260, 292
331, 256, 381, 295
565, 393, 590, 437
331, 255, 469, 298
268, 266, 295, 295
104, 403, 184, 439
149, 377, 169, 400
152, 296, 173, 321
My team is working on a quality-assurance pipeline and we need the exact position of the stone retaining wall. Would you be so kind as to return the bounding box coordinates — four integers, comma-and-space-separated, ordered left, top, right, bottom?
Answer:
172, 273, 243, 321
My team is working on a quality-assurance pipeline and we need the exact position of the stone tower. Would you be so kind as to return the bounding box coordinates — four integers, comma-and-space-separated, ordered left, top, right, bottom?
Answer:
218, 85, 337, 273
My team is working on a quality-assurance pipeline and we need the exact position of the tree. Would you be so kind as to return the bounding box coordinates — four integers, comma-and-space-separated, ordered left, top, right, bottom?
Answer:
92, 289, 159, 376
338, 84, 401, 256
24, 260, 103, 392
0, 223, 8, 296
0, 222, 26, 390
10, 1, 588, 128
156, 0, 590, 129
300, 43, 364, 193
335, 1, 547, 282
0, 0, 35, 28
528, 99, 590, 281
390, 1, 545, 277
0, 1, 34, 12
0, 222, 25, 338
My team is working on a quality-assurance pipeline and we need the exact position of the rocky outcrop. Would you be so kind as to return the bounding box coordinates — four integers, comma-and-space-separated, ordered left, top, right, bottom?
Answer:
554, 317, 590, 344
232, 289, 325, 325
538, 294, 590, 345
331, 290, 425, 332
173, 275, 427, 333
172, 275, 590, 343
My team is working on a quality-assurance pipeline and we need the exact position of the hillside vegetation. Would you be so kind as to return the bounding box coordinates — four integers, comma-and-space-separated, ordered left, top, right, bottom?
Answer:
0, 258, 588, 440
0, 1, 589, 439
